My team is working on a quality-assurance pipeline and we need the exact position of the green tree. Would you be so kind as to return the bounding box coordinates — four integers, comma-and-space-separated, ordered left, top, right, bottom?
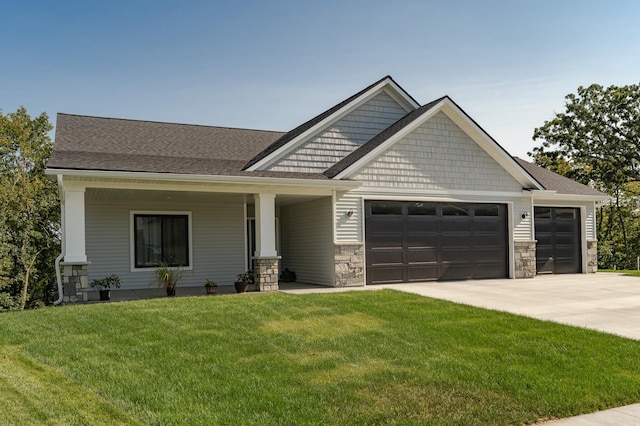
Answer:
530, 83, 640, 269
0, 107, 60, 310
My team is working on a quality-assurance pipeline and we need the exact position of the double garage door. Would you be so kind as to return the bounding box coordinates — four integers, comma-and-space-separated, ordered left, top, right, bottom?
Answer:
365, 201, 508, 284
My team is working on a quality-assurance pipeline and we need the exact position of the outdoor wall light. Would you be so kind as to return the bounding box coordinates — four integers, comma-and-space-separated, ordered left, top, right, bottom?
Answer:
346, 210, 354, 218
521, 212, 529, 219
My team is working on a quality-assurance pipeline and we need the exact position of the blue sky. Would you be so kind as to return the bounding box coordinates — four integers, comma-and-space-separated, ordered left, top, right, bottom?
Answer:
2, 0, 639, 158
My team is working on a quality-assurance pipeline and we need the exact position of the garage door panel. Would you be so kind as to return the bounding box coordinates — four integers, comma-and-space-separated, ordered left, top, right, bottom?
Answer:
367, 219, 403, 233
406, 233, 437, 245
407, 265, 439, 282
407, 248, 438, 263
440, 263, 473, 280
367, 234, 404, 248
407, 219, 437, 233
440, 247, 471, 262
440, 220, 472, 232
366, 201, 507, 284
474, 248, 504, 261
474, 262, 506, 279
472, 220, 504, 232
368, 249, 403, 266
367, 267, 404, 284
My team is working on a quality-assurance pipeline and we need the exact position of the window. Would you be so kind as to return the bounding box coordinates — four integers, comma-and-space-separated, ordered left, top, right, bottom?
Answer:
133, 213, 190, 268
371, 202, 402, 215
442, 204, 469, 216
408, 202, 437, 216
473, 205, 500, 217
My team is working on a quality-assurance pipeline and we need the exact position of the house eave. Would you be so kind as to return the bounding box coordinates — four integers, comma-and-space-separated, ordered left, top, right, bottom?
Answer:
528, 189, 611, 203
45, 168, 361, 191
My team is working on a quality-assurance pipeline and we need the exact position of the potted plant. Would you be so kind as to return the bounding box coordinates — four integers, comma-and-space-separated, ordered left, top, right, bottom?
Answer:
234, 270, 255, 293
280, 268, 296, 282
153, 264, 183, 297
204, 279, 218, 295
90, 274, 121, 301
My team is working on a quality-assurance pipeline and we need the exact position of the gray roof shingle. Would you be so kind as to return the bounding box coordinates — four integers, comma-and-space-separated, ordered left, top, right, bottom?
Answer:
514, 157, 608, 197
48, 114, 331, 180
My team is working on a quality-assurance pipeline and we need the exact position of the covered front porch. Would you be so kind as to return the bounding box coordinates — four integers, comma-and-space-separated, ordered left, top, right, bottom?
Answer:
55, 173, 359, 302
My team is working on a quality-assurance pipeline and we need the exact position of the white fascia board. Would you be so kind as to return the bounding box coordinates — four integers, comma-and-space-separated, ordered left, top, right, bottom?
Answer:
246, 77, 418, 172
438, 101, 544, 190
46, 168, 360, 193
351, 186, 528, 201
529, 190, 610, 203
332, 100, 447, 180
383, 82, 420, 111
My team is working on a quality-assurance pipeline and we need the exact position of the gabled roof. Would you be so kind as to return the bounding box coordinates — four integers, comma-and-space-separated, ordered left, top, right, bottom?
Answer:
48, 114, 332, 180
514, 157, 609, 198
243, 75, 419, 171
324, 96, 543, 190
324, 97, 446, 178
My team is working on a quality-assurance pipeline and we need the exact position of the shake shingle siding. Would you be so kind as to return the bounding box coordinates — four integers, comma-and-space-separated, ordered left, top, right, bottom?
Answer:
352, 112, 522, 192
267, 92, 408, 173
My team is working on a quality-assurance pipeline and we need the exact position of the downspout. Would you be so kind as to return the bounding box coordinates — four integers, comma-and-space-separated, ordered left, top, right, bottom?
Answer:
53, 175, 65, 305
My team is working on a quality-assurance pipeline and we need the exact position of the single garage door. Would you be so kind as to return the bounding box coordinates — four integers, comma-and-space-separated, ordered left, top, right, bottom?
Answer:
365, 201, 508, 284
534, 207, 581, 274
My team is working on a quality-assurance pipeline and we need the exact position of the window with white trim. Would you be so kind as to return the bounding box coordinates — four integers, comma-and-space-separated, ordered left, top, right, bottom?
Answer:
133, 214, 189, 268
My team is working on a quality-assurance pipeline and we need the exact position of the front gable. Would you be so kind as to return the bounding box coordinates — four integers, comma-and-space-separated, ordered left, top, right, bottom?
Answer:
327, 97, 542, 193
350, 111, 524, 192
245, 76, 418, 173
266, 91, 409, 173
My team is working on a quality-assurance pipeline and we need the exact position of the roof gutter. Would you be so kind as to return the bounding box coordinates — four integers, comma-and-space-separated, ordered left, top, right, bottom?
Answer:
53, 174, 65, 305
44, 168, 361, 190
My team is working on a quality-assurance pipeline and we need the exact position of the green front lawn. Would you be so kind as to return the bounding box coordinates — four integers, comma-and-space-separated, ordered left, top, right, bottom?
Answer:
2, 290, 640, 425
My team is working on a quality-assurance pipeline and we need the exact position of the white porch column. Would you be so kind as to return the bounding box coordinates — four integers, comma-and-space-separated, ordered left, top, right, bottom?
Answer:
63, 187, 87, 263
253, 193, 278, 257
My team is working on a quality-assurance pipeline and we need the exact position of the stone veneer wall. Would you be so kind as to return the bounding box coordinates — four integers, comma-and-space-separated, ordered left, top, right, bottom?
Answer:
254, 257, 280, 292
62, 262, 90, 302
587, 240, 597, 273
335, 243, 364, 287
514, 240, 536, 279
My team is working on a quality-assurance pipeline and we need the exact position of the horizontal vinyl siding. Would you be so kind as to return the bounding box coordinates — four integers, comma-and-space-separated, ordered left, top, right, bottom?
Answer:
85, 197, 245, 289
268, 92, 407, 173
353, 112, 523, 192
585, 202, 596, 240
513, 197, 533, 240
280, 198, 333, 285
335, 193, 362, 242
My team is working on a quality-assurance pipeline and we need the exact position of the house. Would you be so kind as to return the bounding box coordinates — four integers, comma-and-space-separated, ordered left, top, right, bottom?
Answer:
45, 76, 609, 302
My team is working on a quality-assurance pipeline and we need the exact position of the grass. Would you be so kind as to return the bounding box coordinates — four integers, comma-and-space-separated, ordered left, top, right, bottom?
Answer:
2, 289, 640, 425
599, 269, 640, 277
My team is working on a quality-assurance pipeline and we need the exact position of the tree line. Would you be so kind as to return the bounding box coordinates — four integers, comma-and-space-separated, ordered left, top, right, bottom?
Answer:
531, 82, 640, 270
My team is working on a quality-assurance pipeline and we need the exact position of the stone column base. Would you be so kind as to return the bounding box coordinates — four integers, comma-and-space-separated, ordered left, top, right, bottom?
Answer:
61, 262, 90, 303
335, 243, 364, 287
254, 256, 281, 292
587, 240, 598, 273
514, 240, 536, 279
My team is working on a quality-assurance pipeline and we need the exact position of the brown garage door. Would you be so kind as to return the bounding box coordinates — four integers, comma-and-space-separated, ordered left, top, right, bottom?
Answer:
534, 207, 581, 274
365, 201, 508, 284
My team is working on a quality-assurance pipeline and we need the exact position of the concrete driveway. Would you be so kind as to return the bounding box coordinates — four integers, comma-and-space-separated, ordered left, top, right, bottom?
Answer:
376, 273, 640, 340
